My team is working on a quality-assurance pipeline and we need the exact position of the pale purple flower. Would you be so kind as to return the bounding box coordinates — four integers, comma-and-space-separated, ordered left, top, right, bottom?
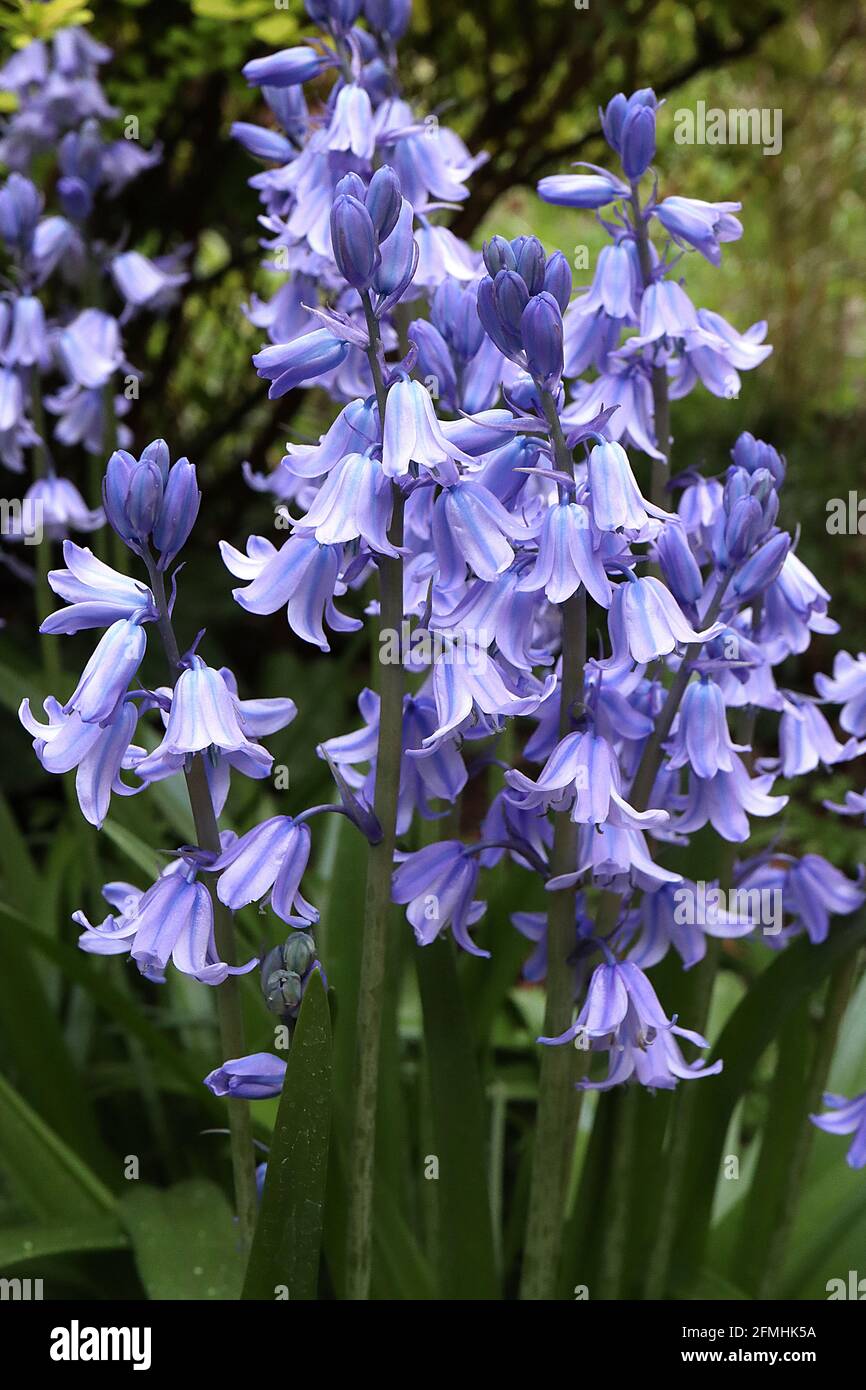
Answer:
209, 816, 318, 926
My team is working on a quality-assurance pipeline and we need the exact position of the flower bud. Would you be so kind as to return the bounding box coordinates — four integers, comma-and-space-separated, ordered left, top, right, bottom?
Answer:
493, 269, 530, 339
306, 0, 362, 29
521, 292, 563, 389
153, 457, 201, 568
656, 524, 703, 605
242, 46, 333, 90
600, 92, 629, 152
263, 967, 303, 1016
126, 461, 164, 542
732, 531, 790, 600
365, 164, 402, 242
364, 0, 412, 38
334, 171, 367, 202
373, 197, 416, 297
410, 319, 457, 408
620, 103, 656, 180
482, 235, 516, 277
543, 251, 572, 313
330, 193, 378, 290
724, 495, 763, 565
513, 236, 546, 295
281, 930, 316, 976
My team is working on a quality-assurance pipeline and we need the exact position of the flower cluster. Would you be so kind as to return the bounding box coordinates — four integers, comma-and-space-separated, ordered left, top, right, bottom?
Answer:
17, 4, 865, 1188
0, 27, 185, 546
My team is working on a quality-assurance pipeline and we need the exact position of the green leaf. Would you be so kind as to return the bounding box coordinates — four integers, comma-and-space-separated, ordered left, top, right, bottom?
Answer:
0, 1220, 127, 1270
102, 819, 163, 880
121, 1179, 245, 1300
415, 937, 499, 1298
0, 1071, 116, 1222
671, 917, 866, 1283
242, 969, 332, 1300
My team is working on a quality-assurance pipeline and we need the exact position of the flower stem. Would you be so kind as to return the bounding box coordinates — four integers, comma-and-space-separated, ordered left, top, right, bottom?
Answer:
143, 552, 258, 1254
345, 296, 405, 1300
520, 388, 587, 1300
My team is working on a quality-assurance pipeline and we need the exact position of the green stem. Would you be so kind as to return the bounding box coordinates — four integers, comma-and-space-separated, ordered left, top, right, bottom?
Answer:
143, 552, 258, 1253
345, 294, 406, 1300
520, 390, 587, 1300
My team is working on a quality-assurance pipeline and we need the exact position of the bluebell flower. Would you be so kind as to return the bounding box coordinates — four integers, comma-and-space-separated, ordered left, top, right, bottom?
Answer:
57, 308, 126, 388
322, 688, 467, 834
651, 195, 743, 265
40, 540, 155, 633
507, 730, 668, 831
110, 250, 187, 314
210, 816, 318, 926
815, 650, 866, 736
5, 476, 103, 540
253, 328, 350, 398
295, 449, 399, 555
242, 46, 334, 89
665, 677, 745, 778
605, 573, 724, 666
431, 478, 536, 586
382, 376, 471, 477
736, 853, 864, 945
776, 694, 862, 777
537, 166, 629, 209
580, 240, 640, 321
1, 294, 51, 368
517, 500, 613, 608
587, 439, 673, 535
811, 1092, 866, 1169
60, 616, 147, 725
204, 1053, 287, 1100
135, 656, 270, 776
19, 695, 139, 827
222, 532, 361, 651
625, 878, 756, 972
392, 840, 489, 957
327, 84, 376, 161
424, 647, 556, 747
673, 754, 788, 843
548, 822, 682, 894
76, 858, 257, 985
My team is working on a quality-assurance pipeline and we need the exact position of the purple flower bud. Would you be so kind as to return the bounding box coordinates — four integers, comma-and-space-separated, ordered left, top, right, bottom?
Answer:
330, 193, 378, 290
373, 197, 417, 298
483, 235, 516, 277
242, 46, 333, 89
126, 462, 164, 542
363, 0, 411, 38
543, 251, 572, 313
537, 169, 630, 209
253, 328, 349, 398
152, 458, 201, 568
410, 320, 457, 408
0, 173, 42, 254
724, 495, 763, 565
620, 103, 656, 180
731, 431, 785, 486
57, 176, 93, 222
513, 236, 546, 295
600, 92, 629, 152
656, 524, 703, 605
732, 531, 791, 600
204, 1052, 287, 1100
521, 292, 563, 389
365, 164, 402, 242
724, 466, 751, 513
493, 269, 530, 340
306, 0, 363, 29
334, 170, 367, 202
